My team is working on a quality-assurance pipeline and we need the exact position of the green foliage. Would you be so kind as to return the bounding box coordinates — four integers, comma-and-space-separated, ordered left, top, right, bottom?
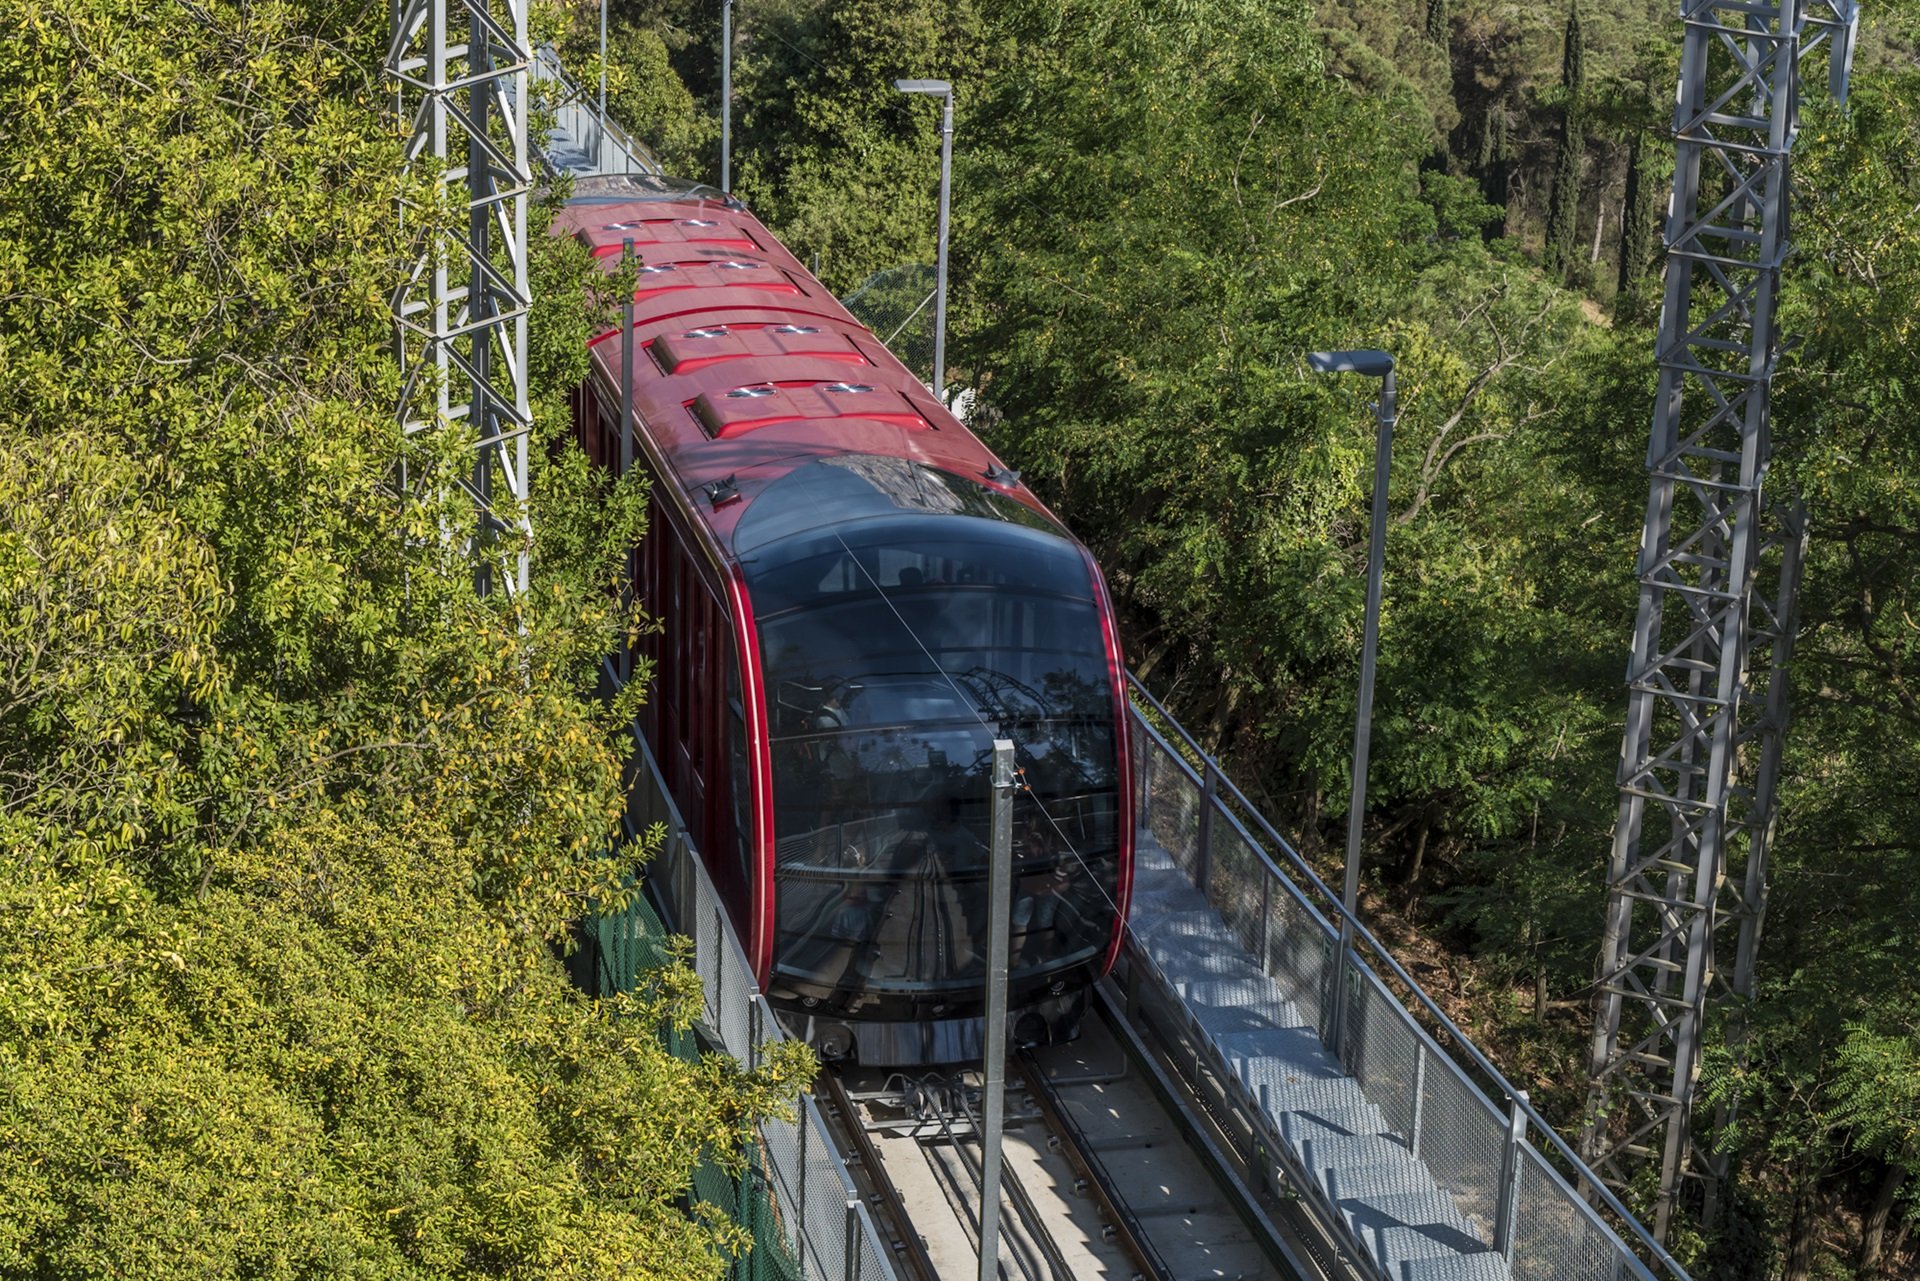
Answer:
1559, 5, 1585, 97
721, 0, 1001, 293
608, 21, 720, 179
954, 0, 1602, 898
714, 0, 1920, 1270
1614, 131, 1656, 296
1541, 7, 1587, 282
1317, 0, 1458, 145
0, 0, 807, 1275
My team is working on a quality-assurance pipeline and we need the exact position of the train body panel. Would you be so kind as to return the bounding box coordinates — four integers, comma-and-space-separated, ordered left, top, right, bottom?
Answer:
556, 175, 1132, 1063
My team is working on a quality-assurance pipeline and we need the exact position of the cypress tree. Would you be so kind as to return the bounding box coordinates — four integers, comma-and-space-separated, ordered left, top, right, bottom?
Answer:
1426, 0, 1449, 45
1561, 5, 1585, 98
1617, 130, 1658, 294
1479, 102, 1512, 225
1543, 7, 1586, 282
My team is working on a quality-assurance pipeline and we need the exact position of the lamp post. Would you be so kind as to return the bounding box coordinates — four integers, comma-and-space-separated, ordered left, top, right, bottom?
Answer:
720, 0, 733, 190
893, 78, 952, 398
1308, 347, 1395, 1063
979, 739, 1015, 1281
598, 0, 608, 165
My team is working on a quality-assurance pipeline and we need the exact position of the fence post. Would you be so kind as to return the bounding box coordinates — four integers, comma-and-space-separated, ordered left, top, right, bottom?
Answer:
1135, 714, 1154, 831
797, 1111, 808, 1209
845, 1202, 861, 1281
1195, 762, 1217, 893
1258, 878, 1273, 976
1410, 1042, 1427, 1160
712, 904, 725, 1030
1494, 1090, 1528, 1259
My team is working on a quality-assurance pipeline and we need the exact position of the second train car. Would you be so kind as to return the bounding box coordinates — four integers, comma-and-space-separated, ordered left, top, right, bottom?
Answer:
556, 174, 1132, 1065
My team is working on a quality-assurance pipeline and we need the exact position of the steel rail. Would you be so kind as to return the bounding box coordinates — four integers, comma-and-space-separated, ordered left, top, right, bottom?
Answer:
1011, 1050, 1172, 1281
815, 1068, 942, 1281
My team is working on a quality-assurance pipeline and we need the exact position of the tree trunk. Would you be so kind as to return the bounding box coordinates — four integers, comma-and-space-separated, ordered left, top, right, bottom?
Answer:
1590, 203, 1606, 263
1133, 633, 1175, 684
1534, 969, 1549, 1021
1859, 1161, 1908, 1275
1407, 820, 1431, 884
1784, 1179, 1821, 1281
1888, 1215, 1912, 1273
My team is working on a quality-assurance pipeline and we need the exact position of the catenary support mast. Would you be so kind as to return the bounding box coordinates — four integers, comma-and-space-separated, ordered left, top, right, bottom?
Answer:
387, 0, 534, 596
1583, 0, 1855, 1241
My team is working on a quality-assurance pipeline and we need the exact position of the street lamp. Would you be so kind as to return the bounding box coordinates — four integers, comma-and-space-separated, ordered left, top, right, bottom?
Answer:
979, 739, 1015, 1281
894, 78, 952, 398
598, 0, 608, 165
1308, 347, 1395, 1062
720, 0, 733, 190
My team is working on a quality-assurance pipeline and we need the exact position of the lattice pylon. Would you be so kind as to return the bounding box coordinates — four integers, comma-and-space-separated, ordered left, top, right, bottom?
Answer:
1582, 0, 1856, 1244
388, 0, 534, 596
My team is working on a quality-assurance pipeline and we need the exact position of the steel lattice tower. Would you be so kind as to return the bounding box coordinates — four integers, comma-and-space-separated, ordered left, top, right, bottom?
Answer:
1584, 0, 1857, 1241
387, 0, 534, 595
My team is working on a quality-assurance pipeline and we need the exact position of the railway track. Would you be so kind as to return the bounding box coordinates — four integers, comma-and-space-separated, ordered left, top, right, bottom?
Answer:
816, 990, 1327, 1281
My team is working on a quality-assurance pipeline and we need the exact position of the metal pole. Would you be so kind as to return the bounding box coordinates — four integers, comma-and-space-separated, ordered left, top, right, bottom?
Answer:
1494, 1089, 1529, 1258
598, 0, 607, 166
621, 238, 635, 684
1329, 368, 1394, 1060
932, 87, 952, 399
620, 237, 635, 476
979, 739, 1015, 1281
720, 0, 732, 190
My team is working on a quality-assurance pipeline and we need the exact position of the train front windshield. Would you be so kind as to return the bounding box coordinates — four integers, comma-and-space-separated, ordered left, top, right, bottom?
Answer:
745, 512, 1122, 1017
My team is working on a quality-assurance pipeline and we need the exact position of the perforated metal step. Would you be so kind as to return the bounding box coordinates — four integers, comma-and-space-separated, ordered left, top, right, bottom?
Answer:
1127, 843, 1514, 1281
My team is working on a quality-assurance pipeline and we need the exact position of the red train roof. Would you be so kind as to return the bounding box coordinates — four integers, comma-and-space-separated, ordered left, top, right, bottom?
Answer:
551, 176, 1051, 556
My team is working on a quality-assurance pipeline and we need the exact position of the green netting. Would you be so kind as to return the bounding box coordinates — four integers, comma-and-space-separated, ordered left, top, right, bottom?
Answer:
572, 874, 668, 996
734, 1162, 804, 1281
573, 878, 800, 1280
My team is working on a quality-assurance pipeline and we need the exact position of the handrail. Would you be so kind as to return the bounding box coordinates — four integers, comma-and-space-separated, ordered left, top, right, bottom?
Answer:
1126, 671, 1690, 1281
529, 43, 662, 176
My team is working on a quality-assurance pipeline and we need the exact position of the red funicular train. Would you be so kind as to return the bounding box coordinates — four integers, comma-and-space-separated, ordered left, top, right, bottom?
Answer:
556, 174, 1132, 1065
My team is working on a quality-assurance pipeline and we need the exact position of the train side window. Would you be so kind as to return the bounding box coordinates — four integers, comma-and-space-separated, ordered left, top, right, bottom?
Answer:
726, 648, 753, 903
689, 587, 710, 779
668, 548, 687, 743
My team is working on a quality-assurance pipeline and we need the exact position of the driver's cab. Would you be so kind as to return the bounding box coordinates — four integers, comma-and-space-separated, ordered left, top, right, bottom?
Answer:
735, 455, 1124, 1018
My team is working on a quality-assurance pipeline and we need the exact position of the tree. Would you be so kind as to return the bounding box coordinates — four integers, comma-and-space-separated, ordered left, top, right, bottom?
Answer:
1426, 0, 1449, 46
0, 0, 808, 1275
1475, 100, 1513, 225
727, 0, 999, 293
1615, 129, 1658, 295
1542, 7, 1587, 282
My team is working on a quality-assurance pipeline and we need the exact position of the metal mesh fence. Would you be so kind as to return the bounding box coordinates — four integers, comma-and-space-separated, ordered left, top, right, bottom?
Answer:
1140, 741, 1204, 884
1408, 1008, 1504, 1243
1124, 700, 1667, 1281
1266, 878, 1332, 1033
1513, 1146, 1636, 1281
1206, 813, 1267, 957
596, 731, 899, 1281
853, 1205, 892, 1281
1345, 968, 1421, 1141
839, 264, 937, 388
800, 1096, 857, 1281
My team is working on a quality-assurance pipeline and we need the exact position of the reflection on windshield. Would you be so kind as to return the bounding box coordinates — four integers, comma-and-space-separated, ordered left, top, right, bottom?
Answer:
745, 514, 1122, 1010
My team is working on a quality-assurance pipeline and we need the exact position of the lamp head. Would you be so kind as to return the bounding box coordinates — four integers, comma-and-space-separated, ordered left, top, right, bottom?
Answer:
894, 78, 952, 97
1308, 349, 1395, 378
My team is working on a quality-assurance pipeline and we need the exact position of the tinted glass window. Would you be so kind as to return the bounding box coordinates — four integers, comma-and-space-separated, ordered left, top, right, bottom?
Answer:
745, 514, 1121, 1005
733, 454, 1056, 555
